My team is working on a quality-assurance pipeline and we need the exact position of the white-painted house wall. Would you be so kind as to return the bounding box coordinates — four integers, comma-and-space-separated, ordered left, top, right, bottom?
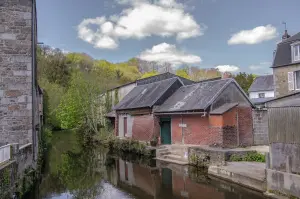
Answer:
249, 90, 275, 99
111, 82, 136, 107
118, 114, 133, 138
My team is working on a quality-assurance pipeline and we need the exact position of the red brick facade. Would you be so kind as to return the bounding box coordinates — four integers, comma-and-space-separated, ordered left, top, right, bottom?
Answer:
171, 115, 223, 145
132, 114, 160, 142
169, 106, 253, 147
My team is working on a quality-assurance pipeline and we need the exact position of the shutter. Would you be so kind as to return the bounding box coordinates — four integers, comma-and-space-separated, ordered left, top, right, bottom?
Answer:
288, 72, 295, 91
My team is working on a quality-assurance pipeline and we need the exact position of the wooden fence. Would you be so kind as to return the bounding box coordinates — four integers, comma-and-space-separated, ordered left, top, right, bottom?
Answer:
268, 107, 300, 144
0, 144, 11, 164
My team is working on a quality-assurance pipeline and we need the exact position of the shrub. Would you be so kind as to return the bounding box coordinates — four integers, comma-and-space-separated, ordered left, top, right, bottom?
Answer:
230, 151, 265, 162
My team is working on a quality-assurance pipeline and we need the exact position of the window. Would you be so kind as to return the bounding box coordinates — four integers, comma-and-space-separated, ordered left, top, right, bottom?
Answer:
292, 44, 300, 62
258, 93, 265, 98
295, 71, 300, 90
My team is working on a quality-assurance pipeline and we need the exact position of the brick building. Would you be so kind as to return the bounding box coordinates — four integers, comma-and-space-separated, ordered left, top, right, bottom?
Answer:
114, 75, 254, 147
0, 0, 42, 155
155, 78, 253, 147
114, 77, 187, 142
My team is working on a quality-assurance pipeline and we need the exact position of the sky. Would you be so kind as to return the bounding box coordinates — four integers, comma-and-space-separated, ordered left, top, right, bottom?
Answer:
36, 0, 300, 75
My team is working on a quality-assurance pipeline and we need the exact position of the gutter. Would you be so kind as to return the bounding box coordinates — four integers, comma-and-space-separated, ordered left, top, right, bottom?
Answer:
155, 111, 207, 116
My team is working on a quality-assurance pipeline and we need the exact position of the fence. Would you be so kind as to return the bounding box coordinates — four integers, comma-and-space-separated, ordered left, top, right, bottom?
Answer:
0, 144, 11, 164
268, 107, 300, 144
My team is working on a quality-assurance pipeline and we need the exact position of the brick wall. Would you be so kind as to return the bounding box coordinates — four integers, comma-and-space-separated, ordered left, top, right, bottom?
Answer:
238, 107, 253, 146
0, 0, 35, 145
132, 114, 159, 142
252, 109, 268, 145
171, 115, 223, 145
273, 64, 300, 97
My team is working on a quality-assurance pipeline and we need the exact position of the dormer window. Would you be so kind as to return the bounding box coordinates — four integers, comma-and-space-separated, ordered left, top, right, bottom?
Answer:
292, 43, 300, 62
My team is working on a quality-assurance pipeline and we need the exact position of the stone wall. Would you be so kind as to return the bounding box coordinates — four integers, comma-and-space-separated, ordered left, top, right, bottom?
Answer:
252, 109, 269, 145
273, 63, 300, 97
0, 0, 34, 145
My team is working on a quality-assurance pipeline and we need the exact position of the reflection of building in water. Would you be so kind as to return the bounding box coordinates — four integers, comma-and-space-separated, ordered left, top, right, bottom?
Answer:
114, 159, 265, 199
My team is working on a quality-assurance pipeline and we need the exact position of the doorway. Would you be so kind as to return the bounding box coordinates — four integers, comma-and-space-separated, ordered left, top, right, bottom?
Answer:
160, 118, 171, 145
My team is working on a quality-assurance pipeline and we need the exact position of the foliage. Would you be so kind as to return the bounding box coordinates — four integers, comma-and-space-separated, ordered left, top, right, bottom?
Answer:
229, 151, 266, 162
114, 89, 119, 105
140, 71, 159, 79
37, 46, 71, 87
233, 72, 256, 94
189, 67, 222, 81
176, 67, 191, 79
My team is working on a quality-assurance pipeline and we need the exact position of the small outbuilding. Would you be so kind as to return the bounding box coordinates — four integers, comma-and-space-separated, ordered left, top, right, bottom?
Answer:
154, 78, 254, 147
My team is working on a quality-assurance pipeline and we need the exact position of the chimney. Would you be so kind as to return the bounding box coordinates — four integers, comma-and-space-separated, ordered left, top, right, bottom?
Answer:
282, 29, 290, 40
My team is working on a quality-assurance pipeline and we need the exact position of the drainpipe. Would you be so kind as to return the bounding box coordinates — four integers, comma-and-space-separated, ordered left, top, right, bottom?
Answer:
181, 114, 184, 144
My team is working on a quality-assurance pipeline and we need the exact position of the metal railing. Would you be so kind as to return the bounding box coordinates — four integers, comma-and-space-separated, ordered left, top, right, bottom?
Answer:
0, 144, 11, 164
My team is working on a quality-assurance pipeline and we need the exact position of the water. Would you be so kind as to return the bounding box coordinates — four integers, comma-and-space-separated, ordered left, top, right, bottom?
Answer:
24, 131, 268, 199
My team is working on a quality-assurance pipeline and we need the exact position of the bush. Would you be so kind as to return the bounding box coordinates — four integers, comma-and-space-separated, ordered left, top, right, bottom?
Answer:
230, 151, 265, 162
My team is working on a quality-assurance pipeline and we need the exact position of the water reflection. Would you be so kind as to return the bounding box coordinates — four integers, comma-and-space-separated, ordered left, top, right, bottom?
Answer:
24, 132, 267, 199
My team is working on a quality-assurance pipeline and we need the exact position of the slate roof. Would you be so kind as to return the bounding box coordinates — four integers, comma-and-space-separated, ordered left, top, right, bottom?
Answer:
251, 97, 274, 105
273, 32, 300, 68
248, 75, 274, 92
114, 77, 182, 110
210, 103, 238, 115
155, 78, 234, 113
136, 72, 194, 86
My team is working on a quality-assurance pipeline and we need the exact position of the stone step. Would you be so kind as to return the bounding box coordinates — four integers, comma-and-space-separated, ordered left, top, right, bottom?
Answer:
155, 157, 188, 165
164, 154, 187, 162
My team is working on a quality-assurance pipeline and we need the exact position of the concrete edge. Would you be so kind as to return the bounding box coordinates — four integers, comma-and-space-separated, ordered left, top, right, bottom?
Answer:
208, 166, 267, 193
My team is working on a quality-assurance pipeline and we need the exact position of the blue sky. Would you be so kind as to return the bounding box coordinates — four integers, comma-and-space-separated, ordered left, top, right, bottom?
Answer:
36, 0, 300, 74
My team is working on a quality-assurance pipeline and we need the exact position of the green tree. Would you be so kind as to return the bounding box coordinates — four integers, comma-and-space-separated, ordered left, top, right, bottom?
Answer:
140, 71, 159, 79
176, 67, 191, 79
234, 72, 256, 94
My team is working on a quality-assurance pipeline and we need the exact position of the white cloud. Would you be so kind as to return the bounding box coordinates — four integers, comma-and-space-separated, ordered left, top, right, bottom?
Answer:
228, 25, 277, 45
249, 61, 272, 74
77, 0, 203, 49
215, 65, 240, 73
138, 43, 202, 66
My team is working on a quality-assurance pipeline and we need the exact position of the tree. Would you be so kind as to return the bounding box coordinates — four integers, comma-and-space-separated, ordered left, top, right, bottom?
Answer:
234, 72, 256, 94
140, 71, 159, 79
176, 67, 191, 79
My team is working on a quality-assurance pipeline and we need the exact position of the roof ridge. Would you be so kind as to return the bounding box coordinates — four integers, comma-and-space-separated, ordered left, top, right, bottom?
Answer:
182, 78, 231, 89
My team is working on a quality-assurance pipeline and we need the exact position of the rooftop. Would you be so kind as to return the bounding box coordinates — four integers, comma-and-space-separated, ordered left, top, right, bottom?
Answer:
248, 75, 274, 92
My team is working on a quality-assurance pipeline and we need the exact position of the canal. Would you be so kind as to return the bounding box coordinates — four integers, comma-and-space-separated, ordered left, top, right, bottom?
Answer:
24, 131, 268, 199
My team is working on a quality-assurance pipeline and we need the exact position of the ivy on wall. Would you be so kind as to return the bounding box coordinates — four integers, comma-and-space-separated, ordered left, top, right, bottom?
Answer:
114, 89, 119, 105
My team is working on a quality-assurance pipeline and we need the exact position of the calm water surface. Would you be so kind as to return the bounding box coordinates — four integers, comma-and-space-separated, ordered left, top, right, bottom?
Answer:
25, 131, 267, 199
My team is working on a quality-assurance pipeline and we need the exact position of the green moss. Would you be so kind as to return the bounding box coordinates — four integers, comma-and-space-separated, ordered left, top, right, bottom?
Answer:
229, 151, 265, 162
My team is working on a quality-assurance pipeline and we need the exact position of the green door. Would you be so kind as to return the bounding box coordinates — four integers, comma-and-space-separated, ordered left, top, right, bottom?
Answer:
161, 121, 171, 144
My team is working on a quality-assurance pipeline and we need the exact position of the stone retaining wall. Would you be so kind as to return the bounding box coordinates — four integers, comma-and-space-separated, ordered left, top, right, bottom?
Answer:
252, 109, 268, 145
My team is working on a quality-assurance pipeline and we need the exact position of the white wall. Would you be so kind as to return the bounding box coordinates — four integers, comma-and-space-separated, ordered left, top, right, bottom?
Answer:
111, 83, 136, 107
118, 159, 136, 186
249, 90, 275, 99
118, 114, 133, 138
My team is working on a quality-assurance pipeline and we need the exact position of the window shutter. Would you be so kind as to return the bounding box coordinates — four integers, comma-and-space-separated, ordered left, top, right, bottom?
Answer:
288, 72, 295, 91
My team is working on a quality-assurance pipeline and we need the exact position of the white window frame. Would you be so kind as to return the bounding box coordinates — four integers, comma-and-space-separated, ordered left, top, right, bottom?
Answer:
294, 70, 300, 90
291, 42, 300, 62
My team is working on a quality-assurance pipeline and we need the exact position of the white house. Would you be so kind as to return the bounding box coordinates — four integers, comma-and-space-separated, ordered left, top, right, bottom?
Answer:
248, 75, 275, 104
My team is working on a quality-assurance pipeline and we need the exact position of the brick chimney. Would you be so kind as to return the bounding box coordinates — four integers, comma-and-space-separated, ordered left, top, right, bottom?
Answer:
282, 29, 290, 40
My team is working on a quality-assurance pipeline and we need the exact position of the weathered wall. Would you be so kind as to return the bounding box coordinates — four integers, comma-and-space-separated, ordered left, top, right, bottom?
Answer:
171, 115, 223, 146
238, 107, 253, 146
0, 0, 35, 145
132, 114, 160, 142
115, 113, 160, 142
273, 64, 300, 97
267, 169, 300, 198
252, 109, 268, 145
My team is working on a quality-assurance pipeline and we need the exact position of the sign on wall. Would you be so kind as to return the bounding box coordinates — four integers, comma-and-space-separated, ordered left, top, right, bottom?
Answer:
179, 123, 187, 128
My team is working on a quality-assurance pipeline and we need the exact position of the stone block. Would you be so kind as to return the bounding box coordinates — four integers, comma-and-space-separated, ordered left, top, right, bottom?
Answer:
5, 90, 22, 97
0, 25, 4, 33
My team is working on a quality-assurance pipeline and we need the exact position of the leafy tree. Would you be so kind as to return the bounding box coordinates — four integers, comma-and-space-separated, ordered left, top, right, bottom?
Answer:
234, 72, 256, 94
176, 67, 191, 79
140, 71, 159, 79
